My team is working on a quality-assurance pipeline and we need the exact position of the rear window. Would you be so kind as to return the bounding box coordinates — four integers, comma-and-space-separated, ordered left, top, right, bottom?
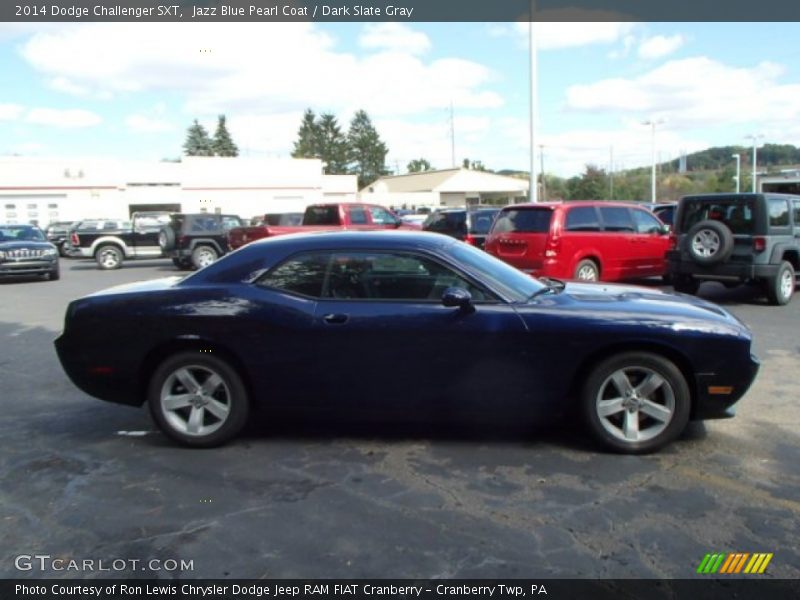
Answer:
680, 198, 755, 235
304, 205, 340, 226
491, 208, 552, 233
467, 209, 500, 234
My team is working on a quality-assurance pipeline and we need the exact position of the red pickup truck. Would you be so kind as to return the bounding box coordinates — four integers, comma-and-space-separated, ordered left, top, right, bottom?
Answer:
228, 202, 409, 249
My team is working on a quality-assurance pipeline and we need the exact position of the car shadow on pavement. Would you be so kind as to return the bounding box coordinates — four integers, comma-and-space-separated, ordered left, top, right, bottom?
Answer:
67, 261, 178, 272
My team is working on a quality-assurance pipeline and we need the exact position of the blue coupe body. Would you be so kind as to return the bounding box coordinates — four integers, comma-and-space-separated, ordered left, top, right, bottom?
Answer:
55, 231, 759, 451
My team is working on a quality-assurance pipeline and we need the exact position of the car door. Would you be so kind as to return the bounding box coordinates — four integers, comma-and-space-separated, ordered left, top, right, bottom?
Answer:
631, 207, 670, 276
310, 249, 531, 417
597, 206, 638, 279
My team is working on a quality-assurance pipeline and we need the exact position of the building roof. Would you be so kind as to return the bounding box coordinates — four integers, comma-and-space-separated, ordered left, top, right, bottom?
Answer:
363, 168, 529, 194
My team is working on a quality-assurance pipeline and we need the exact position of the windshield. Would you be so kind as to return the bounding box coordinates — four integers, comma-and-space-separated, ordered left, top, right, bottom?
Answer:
0, 226, 46, 242
449, 242, 546, 302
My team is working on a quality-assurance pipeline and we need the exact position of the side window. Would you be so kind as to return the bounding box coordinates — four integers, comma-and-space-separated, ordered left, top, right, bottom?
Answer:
424, 212, 447, 232
221, 216, 242, 231
257, 253, 330, 298
632, 209, 664, 234
368, 206, 397, 225
565, 207, 601, 232
325, 251, 490, 302
599, 207, 635, 232
793, 200, 800, 227
349, 207, 368, 225
768, 198, 790, 227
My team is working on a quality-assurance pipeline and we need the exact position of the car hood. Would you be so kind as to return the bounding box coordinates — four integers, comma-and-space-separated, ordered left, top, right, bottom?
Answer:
86, 276, 184, 297
0, 241, 55, 250
524, 281, 749, 335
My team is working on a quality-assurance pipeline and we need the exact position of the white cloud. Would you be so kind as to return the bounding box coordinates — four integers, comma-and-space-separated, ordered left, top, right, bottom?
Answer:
498, 22, 637, 51
638, 34, 685, 60
0, 104, 24, 121
125, 114, 176, 133
25, 108, 102, 128
359, 23, 430, 55
565, 57, 800, 129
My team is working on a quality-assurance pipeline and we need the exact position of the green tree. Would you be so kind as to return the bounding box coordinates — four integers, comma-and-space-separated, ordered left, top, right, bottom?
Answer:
407, 158, 432, 173
568, 165, 608, 200
347, 110, 389, 189
317, 113, 349, 174
211, 115, 239, 157
183, 119, 213, 156
291, 108, 321, 159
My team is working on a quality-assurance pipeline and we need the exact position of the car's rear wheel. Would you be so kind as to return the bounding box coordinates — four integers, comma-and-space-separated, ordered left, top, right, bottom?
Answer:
95, 245, 123, 270
765, 261, 795, 306
581, 352, 691, 454
574, 259, 599, 281
192, 245, 218, 270
148, 352, 249, 447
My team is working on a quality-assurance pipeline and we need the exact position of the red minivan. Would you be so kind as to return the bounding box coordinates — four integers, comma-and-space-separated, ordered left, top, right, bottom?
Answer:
484, 201, 671, 281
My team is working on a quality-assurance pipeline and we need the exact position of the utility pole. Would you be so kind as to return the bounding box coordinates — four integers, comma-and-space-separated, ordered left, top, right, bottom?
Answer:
449, 101, 455, 168
731, 153, 741, 193
538, 145, 545, 202
528, 9, 538, 202
745, 134, 764, 192
609, 145, 614, 200
642, 119, 665, 203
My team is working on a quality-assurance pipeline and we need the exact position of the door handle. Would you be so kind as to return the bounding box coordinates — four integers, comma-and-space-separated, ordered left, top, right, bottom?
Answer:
323, 313, 349, 324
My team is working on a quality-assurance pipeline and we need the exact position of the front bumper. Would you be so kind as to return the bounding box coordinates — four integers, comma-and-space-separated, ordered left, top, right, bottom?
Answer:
0, 258, 58, 276
692, 353, 760, 420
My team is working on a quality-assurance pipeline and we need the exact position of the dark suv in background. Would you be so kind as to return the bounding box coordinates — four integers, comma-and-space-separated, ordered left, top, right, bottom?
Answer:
667, 193, 800, 305
45, 221, 76, 256
159, 213, 244, 269
422, 206, 501, 249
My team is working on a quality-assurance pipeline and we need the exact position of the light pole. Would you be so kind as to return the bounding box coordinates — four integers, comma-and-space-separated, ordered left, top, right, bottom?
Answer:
731, 153, 741, 193
528, 14, 538, 202
642, 119, 664, 203
745, 134, 764, 192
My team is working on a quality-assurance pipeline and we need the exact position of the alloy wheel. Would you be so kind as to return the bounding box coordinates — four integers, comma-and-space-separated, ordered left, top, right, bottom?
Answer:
160, 365, 231, 437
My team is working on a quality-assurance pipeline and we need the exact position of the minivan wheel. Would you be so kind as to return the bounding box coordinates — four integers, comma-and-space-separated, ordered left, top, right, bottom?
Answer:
581, 352, 691, 454
148, 352, 249, 447
765, 261, 795, 306
574, 259, 599, 281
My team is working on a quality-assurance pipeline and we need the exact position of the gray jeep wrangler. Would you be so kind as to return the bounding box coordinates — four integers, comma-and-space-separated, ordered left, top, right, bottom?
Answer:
667, 193, 800, 305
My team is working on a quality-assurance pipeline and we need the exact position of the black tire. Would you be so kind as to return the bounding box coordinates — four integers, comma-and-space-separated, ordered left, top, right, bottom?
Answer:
48, 264, 60, 281
171, 257, 192, 270
683, 220, 734, 265
148, 351, 250, 447
673, 276, 699, 295
574, 258, 600, 281
581, 352, 691, 454
191, 245, 218, 270
95, 244, 124, 270
159, 227, 176, 251
765, 260, 795, 306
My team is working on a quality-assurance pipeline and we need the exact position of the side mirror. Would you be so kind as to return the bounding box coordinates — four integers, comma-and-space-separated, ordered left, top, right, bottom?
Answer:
661, 224, 671, 234
441, 287, 473, 309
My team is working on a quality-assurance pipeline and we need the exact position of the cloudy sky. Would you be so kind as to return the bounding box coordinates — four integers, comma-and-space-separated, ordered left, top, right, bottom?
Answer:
1, 21, 799, 177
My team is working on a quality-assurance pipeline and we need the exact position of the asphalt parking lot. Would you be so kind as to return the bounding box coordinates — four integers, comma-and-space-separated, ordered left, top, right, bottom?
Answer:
1, 259, 799, 579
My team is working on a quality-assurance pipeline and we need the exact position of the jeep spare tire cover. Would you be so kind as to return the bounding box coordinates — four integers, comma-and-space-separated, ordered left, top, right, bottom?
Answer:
159, 226, 175, 250
684, 219, 734, 265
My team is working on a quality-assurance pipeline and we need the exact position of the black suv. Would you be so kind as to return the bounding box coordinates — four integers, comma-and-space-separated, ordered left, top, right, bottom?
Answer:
667, 193, 800, 305
422, 206, 501, 250
159, 213, 244, 270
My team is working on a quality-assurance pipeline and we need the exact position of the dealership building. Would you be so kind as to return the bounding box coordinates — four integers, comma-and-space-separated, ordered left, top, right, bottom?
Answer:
0, 156, 357, 225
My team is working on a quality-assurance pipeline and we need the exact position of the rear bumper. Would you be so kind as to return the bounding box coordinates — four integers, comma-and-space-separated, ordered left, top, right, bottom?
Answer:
667, 251, 778, 281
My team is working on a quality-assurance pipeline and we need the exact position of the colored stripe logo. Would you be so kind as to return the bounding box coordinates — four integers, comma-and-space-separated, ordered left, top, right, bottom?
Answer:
697, 552, 773, 574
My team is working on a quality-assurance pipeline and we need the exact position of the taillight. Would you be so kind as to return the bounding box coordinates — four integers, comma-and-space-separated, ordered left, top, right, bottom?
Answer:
669, 233, 678, 250
545, 235, 560, 257
753, 237, 766, 253
464, 234, 476, 246
70, 232, 79, 245
178, 235, 187, 246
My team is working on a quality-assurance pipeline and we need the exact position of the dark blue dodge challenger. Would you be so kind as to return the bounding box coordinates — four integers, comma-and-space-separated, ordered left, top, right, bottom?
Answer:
55, 231, 759, 453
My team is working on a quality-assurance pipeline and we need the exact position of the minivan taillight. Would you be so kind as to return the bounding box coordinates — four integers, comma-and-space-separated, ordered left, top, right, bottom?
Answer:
753, 237, 766, 253
668, 233, 678, 251
70, 232, 79, 246
464, 234, 476, 246
545, 235, 560, 257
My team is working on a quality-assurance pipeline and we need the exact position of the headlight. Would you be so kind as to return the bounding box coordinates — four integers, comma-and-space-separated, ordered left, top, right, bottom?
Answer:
43, 248, 57, 256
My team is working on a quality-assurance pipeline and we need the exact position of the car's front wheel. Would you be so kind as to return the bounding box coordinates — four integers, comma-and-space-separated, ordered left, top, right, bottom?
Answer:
148, 352, 250, 447
581, 352, 691, 454
765, 260, 795, 306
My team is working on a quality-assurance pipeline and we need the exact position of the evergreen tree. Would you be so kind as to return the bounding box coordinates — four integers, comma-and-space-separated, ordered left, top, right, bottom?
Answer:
347, 110, 389, 189
407, 158, 432, 173
212, 115, 239, 157
317, 113, 349, 174
183, 119, 213, 156
291, 109, 321, 159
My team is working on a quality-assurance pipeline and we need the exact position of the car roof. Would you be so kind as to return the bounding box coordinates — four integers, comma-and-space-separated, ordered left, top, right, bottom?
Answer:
247, 229, 456, 252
